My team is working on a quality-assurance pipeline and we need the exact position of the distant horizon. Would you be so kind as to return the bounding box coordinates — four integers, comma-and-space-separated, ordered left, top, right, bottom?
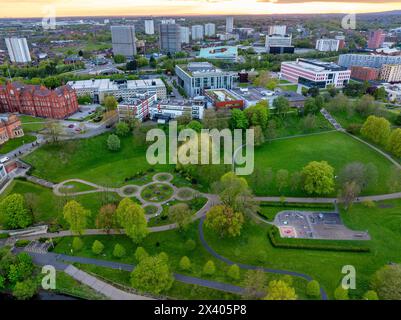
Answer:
1, 1, 401, 19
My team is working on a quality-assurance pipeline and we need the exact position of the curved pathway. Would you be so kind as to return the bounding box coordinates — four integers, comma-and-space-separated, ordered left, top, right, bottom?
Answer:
197, 217, 328, 300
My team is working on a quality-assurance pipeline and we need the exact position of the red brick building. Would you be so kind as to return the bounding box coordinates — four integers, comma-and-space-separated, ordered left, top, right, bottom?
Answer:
0, 82, 79, 119
350, 66, 379, 81
0, 114, 24, 145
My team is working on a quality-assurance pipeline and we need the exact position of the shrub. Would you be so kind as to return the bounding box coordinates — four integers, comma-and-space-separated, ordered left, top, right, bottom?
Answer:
185, 239, 196, 251
362, 200, 376, 208
363, 290, 378, 300
0, 233, 9, 239
135, 247, 149, 262
179, 256, 191, 271
107, 134, 120, 151
113, 244, 126, 258
72, 237, 83, 252
203, 260, 216, 276
346, 123, 362, 134
334, 286, 349, 300
15, 239, 30, 247
92, 240, 104, 255
227, 264, 240, 280
306, 280, 321, 298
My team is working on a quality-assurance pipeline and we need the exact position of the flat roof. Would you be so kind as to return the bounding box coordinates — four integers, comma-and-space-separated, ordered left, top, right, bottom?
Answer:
283, 58, 346, 72
67, 78, 165, 91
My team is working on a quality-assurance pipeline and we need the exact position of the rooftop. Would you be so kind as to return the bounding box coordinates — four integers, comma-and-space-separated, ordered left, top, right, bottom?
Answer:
67, 78, 165, 91
283, 58, 346, 72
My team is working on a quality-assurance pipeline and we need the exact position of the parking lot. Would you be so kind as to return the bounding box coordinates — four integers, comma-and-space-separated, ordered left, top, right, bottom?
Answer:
274, 210, 370, 240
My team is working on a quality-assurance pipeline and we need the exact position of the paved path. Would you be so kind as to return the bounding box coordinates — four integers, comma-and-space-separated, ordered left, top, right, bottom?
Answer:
320, 108, 344, 131
197, 217, 328, 300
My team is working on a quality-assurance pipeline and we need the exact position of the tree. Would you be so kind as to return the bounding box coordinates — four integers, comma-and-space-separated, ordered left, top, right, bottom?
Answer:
116, 122, 130, 137
264, 280, 297, 300
13, 279, 37, 300
334, 286, 349, 300
205, 205, 244, 238
276, 169, 289, 192
301, 114, 317, 133
231, 109, 248, 129
72, 237, 83, 252
0, 193, 31, 229
387, 166, 401, 192
186, 120, 203, 133
113, 54, 126, 63
96, 204, 116, 233
354, 94, 378, 116
265, 120, 277, 141
251, 125, 265, 146
273, 96, 290, 119
116, 198, 148, 243
302, 161, 335, 195
227, 264, 240, 280
126, 59, 138, 71
387, 128, 401, 158
113, 244, 126, 258
203, 260, 216, 275
338, 162, 377, 192
149, 56, 157, 68
363, 290, 379, 300
371, 264, 401, 300
242, 269, 267, 300
63, 200, 89, 235
395, 113, 401, 126
135, 247, 149, 262
107, 134, 121, 151
339, 181, 361, 210
45, 119, 63, 143
179, 256, 191, 271
104, 95, 118, 111
244, 101, 269, 129
169, 203, 192, 231
361, 116, 391, 146
92, 240, 104, 255
306, 280, 321, 298
130, 253, 174, 294
290, 171, 302, 192
303, 97, 320, 115
176, 112, 192, 126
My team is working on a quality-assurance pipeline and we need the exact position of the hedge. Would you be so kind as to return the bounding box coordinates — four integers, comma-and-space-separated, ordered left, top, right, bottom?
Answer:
268, 226, 370, 253
260, 202, 334, 210
0, 233, 9, 239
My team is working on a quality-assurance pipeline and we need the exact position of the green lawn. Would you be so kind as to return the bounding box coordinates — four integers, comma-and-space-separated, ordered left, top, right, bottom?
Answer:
1, 180, 122, 228
250, 131, 399, 196
0, 135, 36, 154
19, 115, 47, 133
58, 181, 96, 194
204, 198, 401, 299
278, 84, 298, 92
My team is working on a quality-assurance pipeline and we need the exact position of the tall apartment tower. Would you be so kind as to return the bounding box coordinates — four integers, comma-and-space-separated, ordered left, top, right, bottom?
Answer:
111, 26, 137, 57
367, 29, 385, 49
204, 23, 216, 37
180, 27, 190, 44
192, 25, 204, 41
144, 20, 155, 35
268, 25, 287, 36
226, 16, 234, 33
5, 38, 31, 63
159, 23, 182, 54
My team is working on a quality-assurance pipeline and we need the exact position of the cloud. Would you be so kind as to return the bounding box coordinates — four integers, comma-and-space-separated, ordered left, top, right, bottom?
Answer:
257, 0, 401, 3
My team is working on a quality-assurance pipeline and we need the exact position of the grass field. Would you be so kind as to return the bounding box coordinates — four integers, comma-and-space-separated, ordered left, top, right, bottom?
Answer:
0, 135, 36, 154
250, 131, 399, 196
19, 115, 47, 133
204, 198, 401, 299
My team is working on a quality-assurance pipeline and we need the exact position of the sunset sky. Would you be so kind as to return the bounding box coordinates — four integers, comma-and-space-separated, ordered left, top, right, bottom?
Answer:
1, 0, 400, 18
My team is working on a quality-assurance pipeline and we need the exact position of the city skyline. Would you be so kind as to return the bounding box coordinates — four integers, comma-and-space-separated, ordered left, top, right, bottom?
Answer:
1, 0, 401, 18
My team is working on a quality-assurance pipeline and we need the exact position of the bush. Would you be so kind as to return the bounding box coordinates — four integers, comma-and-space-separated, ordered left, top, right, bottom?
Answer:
306, 280, 321, 298
15, 239, 30, 247
135, 247, 149, 262
185, 239, 196, 251
113, 244, 126, 258
346, 123, 362, 135
72, 237, 83, 252
203, 260, 216, 276
179, 256, 191, 271
363, 290, 378, 300
92, 240, 104, 255
0, 233, 9, 239
362, 200, 376, 208
116, 122, 130, 137
334, 286, 349, 300
227, 264, 240, 280
107, 134, 120, 151
13, 279, 37, 300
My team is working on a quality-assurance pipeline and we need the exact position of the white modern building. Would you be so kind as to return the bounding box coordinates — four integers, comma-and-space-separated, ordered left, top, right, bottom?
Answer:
280, 58, 351, 88
67, 78, 167, 103
175, 62, 236, 97
265, 34, 292, 51
226, 16, 234, 33
180, 27, 190, 44
315, 39, 340, 52
204, 23, 216, 37
268, 25, 287, 36
149, 99, 205, 121
111, 26, 137, 57
5, 37, 31, 63
144, 20, 155, 35
338, 54, 401, 68
191, 25, 204, 41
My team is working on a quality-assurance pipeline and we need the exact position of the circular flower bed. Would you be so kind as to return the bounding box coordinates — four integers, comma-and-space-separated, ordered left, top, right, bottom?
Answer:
140, 183, 174, 203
